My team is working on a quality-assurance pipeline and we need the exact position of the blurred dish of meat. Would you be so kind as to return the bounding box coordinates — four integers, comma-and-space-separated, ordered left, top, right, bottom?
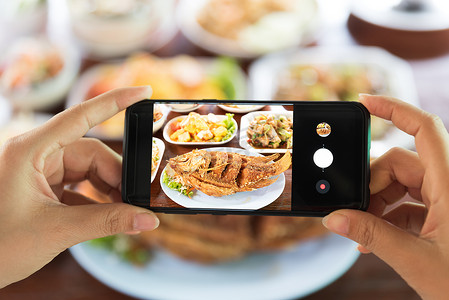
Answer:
66, 53, 246, 140
0, 36, 80, 110
177, 0, 320, 58
72, 180, 359, 299
249, 46, 420, 157
67, 0, 177, 58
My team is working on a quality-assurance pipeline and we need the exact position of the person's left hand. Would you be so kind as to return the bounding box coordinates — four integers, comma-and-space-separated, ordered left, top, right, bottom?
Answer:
0, 86, 159, 288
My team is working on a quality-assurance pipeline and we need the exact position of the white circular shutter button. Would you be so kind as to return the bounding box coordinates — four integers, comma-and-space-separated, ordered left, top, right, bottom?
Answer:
313, 148, 333, 169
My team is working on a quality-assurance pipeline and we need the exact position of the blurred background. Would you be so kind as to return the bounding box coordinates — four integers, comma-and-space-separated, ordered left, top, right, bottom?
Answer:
1, 0, 448, 299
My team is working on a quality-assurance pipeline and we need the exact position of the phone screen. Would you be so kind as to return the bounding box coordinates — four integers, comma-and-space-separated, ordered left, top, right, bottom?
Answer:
123, 100, 370, 216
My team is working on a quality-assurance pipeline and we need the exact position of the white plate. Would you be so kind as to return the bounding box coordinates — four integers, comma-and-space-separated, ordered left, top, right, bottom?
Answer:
217, 104, 265, 113
151, 138, 165, 183
248, 46, 420, 157
177, 0, 320, 58
240, 111, 294, 154
165, 104, 203, 113
163, 115, 237, 145
70, 233, 360, 300
160, 147, 285, 210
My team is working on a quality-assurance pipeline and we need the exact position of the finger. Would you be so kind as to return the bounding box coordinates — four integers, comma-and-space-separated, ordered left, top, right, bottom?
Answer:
35, 86, 152, 158
360, 94, 449, 180
368, 180, 408, 217
61, 189, 100, 205
322, 209, 430, 278
370, 147, 423, 195
49, 203, 159, 248
383, 202, 427, 236
357, 244, 371, 254
47, 138, 122, 192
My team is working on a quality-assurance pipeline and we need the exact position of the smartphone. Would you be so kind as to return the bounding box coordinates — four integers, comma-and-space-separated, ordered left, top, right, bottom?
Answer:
122, 99, 370, 217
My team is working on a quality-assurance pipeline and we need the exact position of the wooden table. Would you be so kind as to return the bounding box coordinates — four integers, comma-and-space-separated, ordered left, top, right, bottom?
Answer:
6, 0, 449, 297
151, 105, 292, 211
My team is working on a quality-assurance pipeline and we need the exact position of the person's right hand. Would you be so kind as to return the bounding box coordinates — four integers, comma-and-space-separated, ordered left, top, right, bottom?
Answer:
322, 94, 449, 299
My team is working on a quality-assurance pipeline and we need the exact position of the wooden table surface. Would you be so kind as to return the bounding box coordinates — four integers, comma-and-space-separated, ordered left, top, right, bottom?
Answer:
5, 0, 449, 298
151, 105, 292, 210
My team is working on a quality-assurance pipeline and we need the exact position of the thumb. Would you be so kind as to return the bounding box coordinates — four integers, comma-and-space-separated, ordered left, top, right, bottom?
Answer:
322, 209, 425, 271
49, 203, 159, 247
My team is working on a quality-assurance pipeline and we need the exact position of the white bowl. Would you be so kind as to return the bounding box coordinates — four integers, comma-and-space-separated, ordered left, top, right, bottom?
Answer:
0, 37, 80, 111
68, 0, 177, 58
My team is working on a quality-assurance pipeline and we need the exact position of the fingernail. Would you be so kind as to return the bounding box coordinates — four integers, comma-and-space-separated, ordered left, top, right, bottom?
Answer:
322, 213, 349, 235
144, 85, 153, 99
358, 93, 371, 98
133, 213, 159, 231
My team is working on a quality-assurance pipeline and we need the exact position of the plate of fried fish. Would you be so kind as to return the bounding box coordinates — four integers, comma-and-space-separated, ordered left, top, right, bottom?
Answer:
160, 147, 291, 209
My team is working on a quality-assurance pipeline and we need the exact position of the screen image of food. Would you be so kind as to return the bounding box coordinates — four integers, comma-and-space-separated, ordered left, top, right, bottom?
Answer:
150, 103, 293, 211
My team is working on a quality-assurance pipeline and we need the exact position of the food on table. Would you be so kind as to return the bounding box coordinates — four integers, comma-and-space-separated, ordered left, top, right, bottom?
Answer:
196, 0, 317, 53
163, 149, 291, 197
274, 63, 390, 138
0, 37, 79, 110
151, 139, 160, 174
83, 53, 240, 138
153, 104, 163, 122
247, 114, 293, 149
168, 112, 235, 143
0, 38, 62, 91
274, 64, 388, 101
79, 180, 328, 265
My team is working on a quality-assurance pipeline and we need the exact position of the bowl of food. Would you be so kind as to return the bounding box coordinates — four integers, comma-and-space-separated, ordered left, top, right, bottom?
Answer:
249, 46, 420, 157
177, 0, 320, 58
163, 112, 237, 145
240, 111, 293, 153
67, 53, 246, 140
0, 37, 80, 111
67, 0, 177, 58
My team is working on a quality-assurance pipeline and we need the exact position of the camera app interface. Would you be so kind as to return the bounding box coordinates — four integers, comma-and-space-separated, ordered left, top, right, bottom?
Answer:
149, 102, 296, 211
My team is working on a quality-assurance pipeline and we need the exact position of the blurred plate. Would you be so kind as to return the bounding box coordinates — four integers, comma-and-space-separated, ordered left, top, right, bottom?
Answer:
0, 112, 52, 145
249, 46, 420, 157
240, 111, 293, 153
177, 0, 320, 58
217, 104, 265, 113
70, 233, 359, 300
66, 64, 170, 140
160, 147, 285, 209
163, 115, 237, 145
151, 138, 165, 183
165, 104, 203, 113
68, 0, 178, 58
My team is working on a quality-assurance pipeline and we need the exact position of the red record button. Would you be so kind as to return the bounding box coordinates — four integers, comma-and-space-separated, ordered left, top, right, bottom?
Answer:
316, 180, 330, 194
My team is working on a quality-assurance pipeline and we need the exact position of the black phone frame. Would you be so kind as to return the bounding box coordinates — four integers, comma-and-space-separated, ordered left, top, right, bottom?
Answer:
122, 99, 370, 217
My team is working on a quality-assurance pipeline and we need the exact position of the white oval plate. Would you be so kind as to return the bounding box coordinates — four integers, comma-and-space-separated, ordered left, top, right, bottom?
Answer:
70, 233, 360, 300
151, 138, 165, 183
240, 111, 294, 153
163, 115, 237, 145
217, 104, 265, 113
248, 46, 420, 157
160, 148, 285, 210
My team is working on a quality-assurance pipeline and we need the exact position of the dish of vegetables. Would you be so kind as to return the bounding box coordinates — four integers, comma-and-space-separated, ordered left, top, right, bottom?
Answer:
163, 112, 237, 145
240, 111, 293, 153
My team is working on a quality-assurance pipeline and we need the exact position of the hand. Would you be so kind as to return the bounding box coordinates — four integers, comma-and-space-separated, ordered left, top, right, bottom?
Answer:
322, 94, 449, 299
0, 87, 159, 288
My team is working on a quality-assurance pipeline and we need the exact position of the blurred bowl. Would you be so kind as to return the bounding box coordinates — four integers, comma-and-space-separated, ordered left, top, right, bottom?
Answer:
0, 36, 80, 111
68, 0, 177, 58
0, 0, 48, 46
177, 0, 320, 58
